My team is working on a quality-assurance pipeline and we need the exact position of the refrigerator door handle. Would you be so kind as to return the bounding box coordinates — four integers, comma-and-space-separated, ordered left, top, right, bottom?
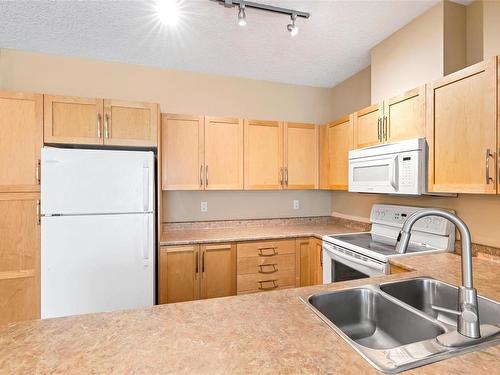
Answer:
143, 162, 150, 212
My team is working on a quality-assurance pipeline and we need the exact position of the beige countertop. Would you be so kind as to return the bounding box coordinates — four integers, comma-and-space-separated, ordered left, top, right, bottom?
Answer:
160, 218, 370, 246
0, 252, 499, 374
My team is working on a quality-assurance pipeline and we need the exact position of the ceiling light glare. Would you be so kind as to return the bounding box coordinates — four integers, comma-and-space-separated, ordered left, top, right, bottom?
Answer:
238, 5, 246, 26
155, 0, 181, 27
287, 14, 298, 36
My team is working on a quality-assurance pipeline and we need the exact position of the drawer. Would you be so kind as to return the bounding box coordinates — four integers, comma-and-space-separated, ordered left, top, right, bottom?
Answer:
237, 239, 296, 258
237, 269, 296, 293
237, 253, 296, 275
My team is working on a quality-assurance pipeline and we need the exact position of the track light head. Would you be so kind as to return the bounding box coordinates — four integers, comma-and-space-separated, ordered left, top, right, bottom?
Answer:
238, 4, 246, 26
287, 13, 298, 36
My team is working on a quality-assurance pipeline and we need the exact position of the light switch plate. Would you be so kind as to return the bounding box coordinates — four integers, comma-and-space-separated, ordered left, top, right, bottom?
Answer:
201, 201, 208, 212
293, 200, 300, 210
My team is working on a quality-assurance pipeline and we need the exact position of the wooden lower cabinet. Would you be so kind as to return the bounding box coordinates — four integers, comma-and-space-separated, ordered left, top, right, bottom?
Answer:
158, 243, 236, 304
298, 238, 323, 287
236, 239, 299, 294
0, 193, 40, 326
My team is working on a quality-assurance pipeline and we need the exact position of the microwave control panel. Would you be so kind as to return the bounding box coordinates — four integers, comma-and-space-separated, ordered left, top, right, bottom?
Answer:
400, 156, 414, 186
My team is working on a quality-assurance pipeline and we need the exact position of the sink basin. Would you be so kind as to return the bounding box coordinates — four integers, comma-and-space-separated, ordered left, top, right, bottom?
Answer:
308, 287, 444, 349
304, 277, 500, 373
380, 278, 500, 327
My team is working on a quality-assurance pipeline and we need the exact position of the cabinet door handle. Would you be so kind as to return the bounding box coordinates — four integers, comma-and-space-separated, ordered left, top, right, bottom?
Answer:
279, 167, 283, 186
104, 113, 110, 139
200, 165, 204, 187
383, 116, 388, 141
36, 200, 41, 225
205, 165, 208, 186
486, 148, 494, 184
202, 250, 205, 273
97, 113, 102, 138
35, 159, 41, 185
285, 167, 288, 186
384, 115, 389, 140
194, 249, 199, 279
377, 118, 381, 141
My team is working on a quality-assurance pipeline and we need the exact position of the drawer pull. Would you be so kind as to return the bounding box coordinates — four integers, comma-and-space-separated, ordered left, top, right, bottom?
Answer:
258, 279, 278, 290
258, 263, 278, 274
258, 247, 278, 257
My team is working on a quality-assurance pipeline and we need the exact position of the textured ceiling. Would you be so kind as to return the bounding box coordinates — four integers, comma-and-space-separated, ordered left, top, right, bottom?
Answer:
0, 0, 445, 88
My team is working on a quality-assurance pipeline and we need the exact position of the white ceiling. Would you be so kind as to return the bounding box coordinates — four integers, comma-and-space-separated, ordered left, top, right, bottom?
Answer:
0, 0, 448, 88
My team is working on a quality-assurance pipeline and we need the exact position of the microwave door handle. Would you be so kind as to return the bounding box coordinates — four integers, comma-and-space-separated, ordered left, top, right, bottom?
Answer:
390, 156, 398, 190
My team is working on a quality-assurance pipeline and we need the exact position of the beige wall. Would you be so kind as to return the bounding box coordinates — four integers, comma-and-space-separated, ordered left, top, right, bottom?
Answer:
329, 67, 371, 119
0, 48, 333, 223
483, 0, 500, 58
466, 0, 484, 65
165, 190, 332, 222
443, 1, 466, 75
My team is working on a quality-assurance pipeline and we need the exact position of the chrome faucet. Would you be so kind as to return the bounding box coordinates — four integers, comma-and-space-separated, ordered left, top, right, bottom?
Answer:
395, 209, 480, 339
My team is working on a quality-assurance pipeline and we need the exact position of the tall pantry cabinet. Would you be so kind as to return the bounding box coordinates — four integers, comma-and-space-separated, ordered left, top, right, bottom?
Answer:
0, 91, 43, 325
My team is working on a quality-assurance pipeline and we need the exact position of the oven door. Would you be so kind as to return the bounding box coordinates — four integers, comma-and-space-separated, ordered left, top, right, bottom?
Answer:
323, 242, 388, 284
348, 154, 399, 194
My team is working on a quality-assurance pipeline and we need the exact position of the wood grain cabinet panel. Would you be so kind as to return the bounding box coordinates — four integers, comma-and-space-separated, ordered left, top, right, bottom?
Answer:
326, 115, 353, 190
298, 237, 323, 287
0, 92, 42, 192
353, 104, 382, 149
200, 243, 236, 299
204, 117, 243, 190
283, 122, 318, 189
103, 100, 158, 147
158, 245, 200, 304
244, 120, 283, 189
0, 193, 40, 326
161, 114, 204, 190
426, 58, 497, 194
385, 86, 425, 143
44, 95, 104, 145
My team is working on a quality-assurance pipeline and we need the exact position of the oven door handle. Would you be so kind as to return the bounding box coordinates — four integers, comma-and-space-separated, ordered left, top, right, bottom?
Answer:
325, 245, 386, 273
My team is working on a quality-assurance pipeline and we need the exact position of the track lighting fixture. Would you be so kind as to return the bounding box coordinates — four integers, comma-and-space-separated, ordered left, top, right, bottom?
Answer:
238, 4, 246, 26
287, 13, 298, 36
213, 0, 309, 34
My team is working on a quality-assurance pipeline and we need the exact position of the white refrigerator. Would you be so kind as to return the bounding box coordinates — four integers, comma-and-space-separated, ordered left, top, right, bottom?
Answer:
41, 148, 155, 319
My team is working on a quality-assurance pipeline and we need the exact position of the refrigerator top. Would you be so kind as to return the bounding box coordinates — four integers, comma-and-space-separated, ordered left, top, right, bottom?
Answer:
41, 147, 155, 216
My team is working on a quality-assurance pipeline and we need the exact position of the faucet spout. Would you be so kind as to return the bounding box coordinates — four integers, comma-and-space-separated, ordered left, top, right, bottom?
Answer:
395, 208, 480, 339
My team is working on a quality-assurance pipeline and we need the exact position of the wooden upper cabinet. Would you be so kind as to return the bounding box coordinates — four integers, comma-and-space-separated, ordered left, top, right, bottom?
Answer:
200, 243, 236, 299
385, 86, 425, 143
244, 120, 283, 189
353, 104, 382, 149
283, 122, 318, 189
44, 95, 104, 145
326, 115, 353, 190
0, 193, 41, 325
158, 245, 200, 304
162, 114, 204, 190
204, 117, 243, 190
427, 58, 497, 194
0, 92, 42, 192
103, 100, 158, 147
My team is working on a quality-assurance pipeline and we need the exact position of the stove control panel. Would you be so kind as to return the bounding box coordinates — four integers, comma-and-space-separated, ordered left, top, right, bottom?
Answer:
370, 204, 454, 236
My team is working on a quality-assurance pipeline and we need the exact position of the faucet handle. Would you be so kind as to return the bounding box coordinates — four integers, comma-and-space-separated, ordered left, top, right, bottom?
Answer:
431, 305, 461, 316
431, 304, 478, 323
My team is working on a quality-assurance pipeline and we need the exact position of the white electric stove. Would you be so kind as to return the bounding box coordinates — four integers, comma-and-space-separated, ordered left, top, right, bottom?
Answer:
322, 204, 456, 283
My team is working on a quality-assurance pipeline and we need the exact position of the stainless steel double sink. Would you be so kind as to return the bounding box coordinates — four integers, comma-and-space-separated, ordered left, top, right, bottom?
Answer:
304, 277, 500, 373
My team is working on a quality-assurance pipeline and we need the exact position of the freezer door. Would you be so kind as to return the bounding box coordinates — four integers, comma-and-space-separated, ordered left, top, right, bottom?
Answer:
41, 213, 154, 318
41, 148, 154, 215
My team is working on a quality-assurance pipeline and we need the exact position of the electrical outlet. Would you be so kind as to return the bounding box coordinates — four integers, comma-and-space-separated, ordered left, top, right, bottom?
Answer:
293, 200, 300, 210
201, 201, 208, 212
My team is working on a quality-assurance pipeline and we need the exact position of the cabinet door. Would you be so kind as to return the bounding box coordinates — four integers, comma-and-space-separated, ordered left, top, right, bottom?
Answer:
161, 114, 204, 190
158, 245, 200, 304
353, 104, 382, 149
244, 120, 283, 189
0, 193, 40, 325
200, 243, 236, 299
204, 117, 243, 190
0, 92, 42, 192
103, 100, 158, 147
427, 58, 497, 194
298, 238, 313, 287
385, 86, 425, 143
313, 238, 323, 285
44, 95, 103, 145
326, 115, 353, 190
284, 122, 318, 189
319, 124, 330, 189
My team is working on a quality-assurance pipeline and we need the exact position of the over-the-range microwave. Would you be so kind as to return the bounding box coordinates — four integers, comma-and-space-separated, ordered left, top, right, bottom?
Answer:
348, 138, 426, 195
